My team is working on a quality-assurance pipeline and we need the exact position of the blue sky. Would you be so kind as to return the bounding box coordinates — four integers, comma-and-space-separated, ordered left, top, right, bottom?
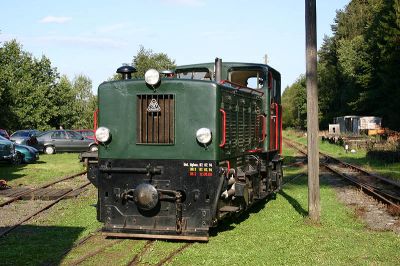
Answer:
1, 0, 350, 93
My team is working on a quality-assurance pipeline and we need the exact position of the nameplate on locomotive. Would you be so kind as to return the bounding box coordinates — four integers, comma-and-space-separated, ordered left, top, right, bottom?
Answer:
147, 99, 161, 112
183, 162, 214, 177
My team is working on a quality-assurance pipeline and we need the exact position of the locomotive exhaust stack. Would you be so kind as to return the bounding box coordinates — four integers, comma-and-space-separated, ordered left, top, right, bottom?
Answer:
116, 65, 137, 80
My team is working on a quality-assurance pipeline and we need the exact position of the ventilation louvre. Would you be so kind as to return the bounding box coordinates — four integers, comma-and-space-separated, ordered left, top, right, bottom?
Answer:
137, 94, 175, 144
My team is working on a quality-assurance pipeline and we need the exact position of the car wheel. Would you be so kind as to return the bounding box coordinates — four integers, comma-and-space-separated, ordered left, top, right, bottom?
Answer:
44, 146, 55, 155
89, 145, 98, 152
13, 152, 23, 165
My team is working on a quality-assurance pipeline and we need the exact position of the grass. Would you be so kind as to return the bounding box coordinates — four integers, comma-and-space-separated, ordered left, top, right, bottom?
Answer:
0, 148, 399, 265
283, 129, 400, 181
0, 153, 86, 186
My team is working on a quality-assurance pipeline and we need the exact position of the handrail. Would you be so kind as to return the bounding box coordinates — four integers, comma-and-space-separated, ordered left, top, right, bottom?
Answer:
268, 71, 273, 89
219, 109, 226, 148
219, 80, 264, 97
273, 103, 279, 150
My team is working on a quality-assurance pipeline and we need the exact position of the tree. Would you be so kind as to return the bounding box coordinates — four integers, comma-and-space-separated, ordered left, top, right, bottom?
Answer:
299, 0, 400, 130
132, 45, 176, 78
0, 40, 62, 130
70, 74, 97, 129
0, 39, 97, 131
281, 75, 307, 129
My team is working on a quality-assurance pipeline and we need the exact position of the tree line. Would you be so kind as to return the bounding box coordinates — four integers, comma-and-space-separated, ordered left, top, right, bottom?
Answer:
0, 40, 97, 131
282, 0, 400, 131
0, 40, 175, 132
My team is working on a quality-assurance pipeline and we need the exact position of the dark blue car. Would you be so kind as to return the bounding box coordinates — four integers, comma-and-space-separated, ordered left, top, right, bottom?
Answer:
0, 136, 39, 164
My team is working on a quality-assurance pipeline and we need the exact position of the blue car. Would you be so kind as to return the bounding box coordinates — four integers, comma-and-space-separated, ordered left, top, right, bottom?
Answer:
0, 135, 18, 163
15, 144, 39, 163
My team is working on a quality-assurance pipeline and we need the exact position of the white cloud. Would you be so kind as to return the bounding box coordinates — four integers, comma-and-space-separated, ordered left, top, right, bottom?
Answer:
39, 16, 72, 24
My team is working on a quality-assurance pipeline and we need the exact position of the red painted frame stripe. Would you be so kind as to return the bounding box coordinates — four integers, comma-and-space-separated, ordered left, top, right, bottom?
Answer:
275, 103, 279, 150
219, 109, 226, 148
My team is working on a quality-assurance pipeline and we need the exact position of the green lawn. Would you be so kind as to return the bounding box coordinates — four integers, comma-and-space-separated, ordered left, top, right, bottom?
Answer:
0, 153, 85, 187
0, 148, 398, 265
283, 129, 400, 181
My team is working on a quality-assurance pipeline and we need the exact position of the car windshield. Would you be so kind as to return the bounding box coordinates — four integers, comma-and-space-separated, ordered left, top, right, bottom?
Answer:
12, 131, 30, 137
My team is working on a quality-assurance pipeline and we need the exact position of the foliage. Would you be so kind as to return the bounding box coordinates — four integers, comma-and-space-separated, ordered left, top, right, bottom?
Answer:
132, 45, 176, 78
0, 40, 97, 131
281, 75, 307, 129
284, 0, 400, 131
108, 45, 176, 81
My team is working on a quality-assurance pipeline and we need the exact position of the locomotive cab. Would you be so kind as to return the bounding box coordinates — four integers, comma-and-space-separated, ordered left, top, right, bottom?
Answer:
88, 59, 282, 241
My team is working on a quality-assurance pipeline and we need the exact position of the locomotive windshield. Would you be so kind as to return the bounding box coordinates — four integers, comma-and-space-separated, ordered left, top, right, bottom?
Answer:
229, 69, 266, 89
175, 68, 212, 80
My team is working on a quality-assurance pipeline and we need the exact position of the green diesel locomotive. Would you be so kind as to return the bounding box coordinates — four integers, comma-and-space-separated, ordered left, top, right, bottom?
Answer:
88, 58, 282, 241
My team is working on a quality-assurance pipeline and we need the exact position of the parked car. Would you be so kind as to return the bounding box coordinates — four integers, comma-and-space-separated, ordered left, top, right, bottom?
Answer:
10, 130, 41, 148
0, 129, 10, 139
15, 144, 39, 163
0, 135, 18, 163
74, 129, 96, 140
36, 130, 98, 154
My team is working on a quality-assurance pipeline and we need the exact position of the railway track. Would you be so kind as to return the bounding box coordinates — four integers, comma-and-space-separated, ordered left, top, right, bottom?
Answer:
0, 171, 90, 237
283, 138, 400, 214
63, 234, 192, 266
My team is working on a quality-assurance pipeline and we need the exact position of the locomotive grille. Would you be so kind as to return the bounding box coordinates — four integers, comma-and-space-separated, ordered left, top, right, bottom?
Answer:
137, 94, 175, 144
221, 92, 261, 153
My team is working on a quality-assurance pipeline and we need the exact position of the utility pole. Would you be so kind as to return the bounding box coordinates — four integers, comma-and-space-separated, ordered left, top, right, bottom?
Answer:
305, 0, 320, 222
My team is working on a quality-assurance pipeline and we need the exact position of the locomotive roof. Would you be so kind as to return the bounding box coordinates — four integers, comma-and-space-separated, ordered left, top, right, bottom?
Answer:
176, 62, 280, 76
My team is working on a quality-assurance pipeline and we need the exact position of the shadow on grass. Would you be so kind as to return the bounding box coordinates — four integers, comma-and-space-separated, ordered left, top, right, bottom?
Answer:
279, 190, 308, 217
0, 160, 47, 182
210, 196, 275, 237
0, 224, 85, 266
0, 163, 27, 181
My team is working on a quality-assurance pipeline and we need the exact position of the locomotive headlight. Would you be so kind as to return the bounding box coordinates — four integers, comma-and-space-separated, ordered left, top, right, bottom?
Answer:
95, 127, 111, 143
145, 69, 160, 86
196, 128, 212, 145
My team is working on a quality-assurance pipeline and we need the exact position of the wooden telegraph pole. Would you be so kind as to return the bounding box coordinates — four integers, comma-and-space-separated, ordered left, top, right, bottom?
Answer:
305, 0, 320, 222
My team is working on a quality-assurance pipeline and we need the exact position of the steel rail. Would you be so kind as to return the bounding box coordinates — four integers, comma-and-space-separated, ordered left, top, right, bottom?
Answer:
0, 181, 91, 238
0, 171, 87, 207
126, 240, 155, 266
283, 138, 400, 212
68, 238, 124, 266
322, 163, 400, 212
155, 242, 193, 266
59, 228, 102, 259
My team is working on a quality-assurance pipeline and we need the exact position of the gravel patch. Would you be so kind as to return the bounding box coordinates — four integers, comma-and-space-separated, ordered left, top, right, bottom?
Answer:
0, 200, 49, 235
321, 168, 400, 235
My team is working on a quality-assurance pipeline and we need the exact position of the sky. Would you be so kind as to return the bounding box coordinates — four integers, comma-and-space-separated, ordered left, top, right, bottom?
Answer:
1, 0, 350, 93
